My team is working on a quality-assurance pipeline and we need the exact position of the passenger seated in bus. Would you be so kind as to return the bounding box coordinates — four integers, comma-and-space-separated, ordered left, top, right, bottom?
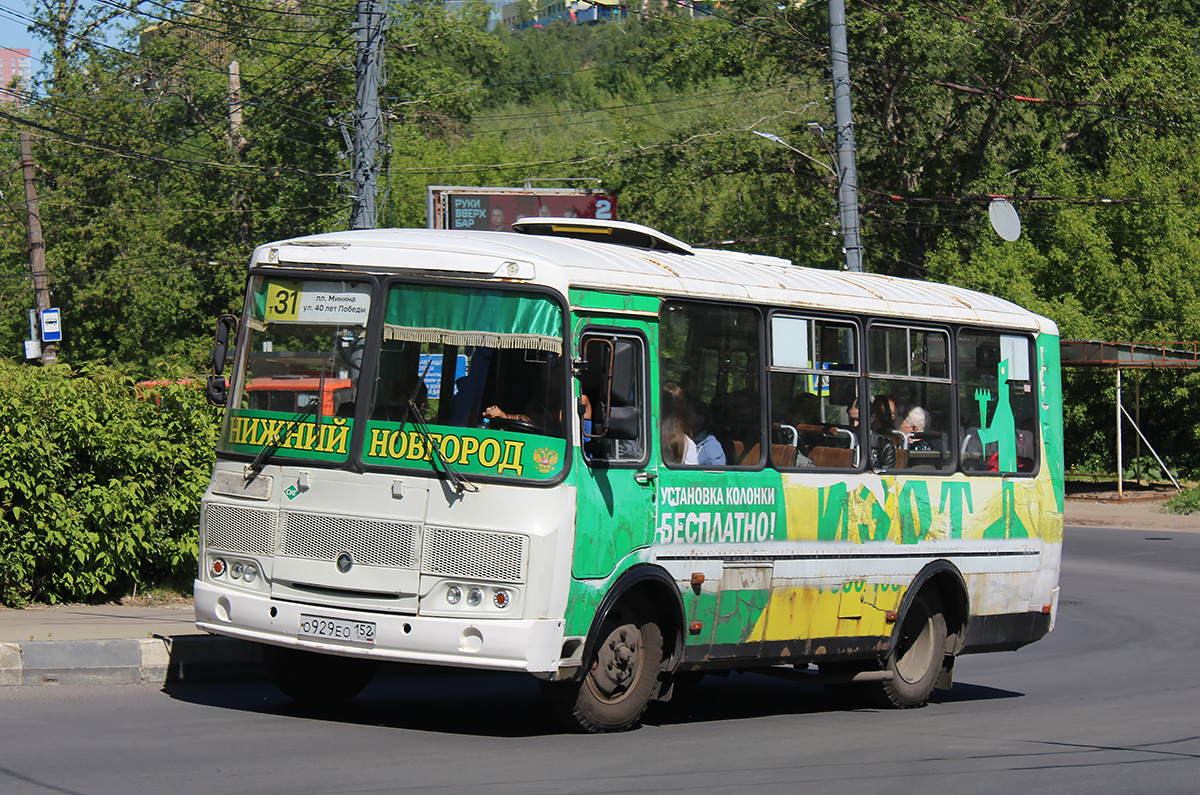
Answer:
661, 381, 698, 465
712, 387, 760, 463
850, 396, 896, 469
870, 395, 898, 469
686, 397, 726, 466
789, 391, 821, 426
897, 406, 934, 451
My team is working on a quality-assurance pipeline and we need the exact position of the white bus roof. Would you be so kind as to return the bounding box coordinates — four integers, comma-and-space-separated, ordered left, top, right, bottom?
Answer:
254, 220, 1057, 335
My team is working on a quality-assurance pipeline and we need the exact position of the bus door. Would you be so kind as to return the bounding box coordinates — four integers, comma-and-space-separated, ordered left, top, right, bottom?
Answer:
571, 326, 654, 578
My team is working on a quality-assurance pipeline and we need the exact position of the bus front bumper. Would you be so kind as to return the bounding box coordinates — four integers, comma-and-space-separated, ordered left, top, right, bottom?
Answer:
193, 580, 566, 674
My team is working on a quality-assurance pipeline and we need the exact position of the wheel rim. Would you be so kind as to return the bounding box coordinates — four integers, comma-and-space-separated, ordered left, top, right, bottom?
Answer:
587, 622, 643, 703
894, 600, 937, 685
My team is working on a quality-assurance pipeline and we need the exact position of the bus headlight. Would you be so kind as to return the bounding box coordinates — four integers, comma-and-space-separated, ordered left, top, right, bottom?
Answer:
446, 585, 462, 605
466, 588, 483, 607
210, 556, 261, 587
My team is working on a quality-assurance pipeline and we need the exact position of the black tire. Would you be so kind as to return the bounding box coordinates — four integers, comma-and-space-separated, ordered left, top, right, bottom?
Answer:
543, 604, 664, 733
262, 645, 379, 707
876, 591, 947, 708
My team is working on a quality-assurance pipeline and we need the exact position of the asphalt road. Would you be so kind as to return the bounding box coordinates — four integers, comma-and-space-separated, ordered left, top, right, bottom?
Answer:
2, 526, 1198, 795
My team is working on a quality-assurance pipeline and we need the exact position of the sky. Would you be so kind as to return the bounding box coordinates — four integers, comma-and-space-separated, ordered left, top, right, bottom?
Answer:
0, 2, 48, 73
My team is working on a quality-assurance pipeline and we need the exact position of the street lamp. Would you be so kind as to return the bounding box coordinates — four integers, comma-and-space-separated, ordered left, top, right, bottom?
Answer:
754, 128, 863, 271
752, 130, 837, 178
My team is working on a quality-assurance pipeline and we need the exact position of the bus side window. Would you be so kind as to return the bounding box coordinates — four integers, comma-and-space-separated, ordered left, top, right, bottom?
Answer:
661, 302, 763, 468
866, 324, 953, 471
956, 330, 1039, 475
580, 333, 645, 464
768, 315, 860, 470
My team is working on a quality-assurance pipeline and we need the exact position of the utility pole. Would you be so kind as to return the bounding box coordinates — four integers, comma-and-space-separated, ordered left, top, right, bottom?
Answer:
229, 60, 249, 244
20, 131, 55, 364
350, 0, 385, 230
827, 0, 864, 272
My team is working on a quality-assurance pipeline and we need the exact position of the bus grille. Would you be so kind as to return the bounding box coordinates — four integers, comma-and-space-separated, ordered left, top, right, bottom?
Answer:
421, 526, 527, 584
203, 504, 276, 556
279, 511, 419, 568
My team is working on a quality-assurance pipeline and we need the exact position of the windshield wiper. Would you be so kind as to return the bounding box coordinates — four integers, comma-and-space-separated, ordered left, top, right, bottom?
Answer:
245, 410, 316, 483
403, 405, 478, 495
397, 363, 477, 496
245, 350, 333, 483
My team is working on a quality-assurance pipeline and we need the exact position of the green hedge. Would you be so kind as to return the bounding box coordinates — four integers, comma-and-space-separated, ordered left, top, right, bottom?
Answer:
0, 363, 219, 606
1165, 485, 1200, 516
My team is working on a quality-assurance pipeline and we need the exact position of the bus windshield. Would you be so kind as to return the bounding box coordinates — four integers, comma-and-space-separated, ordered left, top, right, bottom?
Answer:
218, 276, 370, 463
361, 282, 567, 481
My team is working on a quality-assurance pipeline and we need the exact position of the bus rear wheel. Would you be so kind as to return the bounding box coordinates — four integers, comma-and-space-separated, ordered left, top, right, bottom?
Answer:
263, 645, 379, 707
543, 604, 663, 733
876, 591, 947, 709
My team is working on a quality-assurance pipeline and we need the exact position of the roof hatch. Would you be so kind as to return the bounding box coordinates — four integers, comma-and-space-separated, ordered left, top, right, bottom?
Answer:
511, 217, 694, 256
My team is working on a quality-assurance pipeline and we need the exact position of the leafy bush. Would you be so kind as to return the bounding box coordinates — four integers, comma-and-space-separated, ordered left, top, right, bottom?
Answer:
1164, 485, 1200, 516
0, 362, 219, 606
1121, 455, 1176, 483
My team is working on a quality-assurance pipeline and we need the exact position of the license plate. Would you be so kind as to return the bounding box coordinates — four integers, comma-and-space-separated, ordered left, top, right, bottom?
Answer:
297, 614, 376, 646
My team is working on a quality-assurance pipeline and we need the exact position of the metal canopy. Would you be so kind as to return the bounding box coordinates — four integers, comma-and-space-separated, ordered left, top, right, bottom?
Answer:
1059, 339, 1199, 498
1061, 339, 1200, 369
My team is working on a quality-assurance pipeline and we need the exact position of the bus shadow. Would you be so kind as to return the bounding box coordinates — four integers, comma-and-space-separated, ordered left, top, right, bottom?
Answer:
163, 665, 1024, 737
930, 681, 1025, 704
646, 671, 1024, 727
163, 664, 560, 738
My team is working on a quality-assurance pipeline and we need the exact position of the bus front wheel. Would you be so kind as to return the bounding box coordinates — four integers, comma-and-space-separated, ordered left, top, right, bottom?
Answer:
877, 591, 947, 708
263, 645, 379, 707
543, 604, 663, 733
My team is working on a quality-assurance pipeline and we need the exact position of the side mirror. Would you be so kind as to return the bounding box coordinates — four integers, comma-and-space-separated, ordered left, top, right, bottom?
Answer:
579, 336, 639, 441
211, 314, 238, 376
606, 406, 640, 440
580, 338, 609, 433
205, 375, 228, 407
609, 340, 636, 406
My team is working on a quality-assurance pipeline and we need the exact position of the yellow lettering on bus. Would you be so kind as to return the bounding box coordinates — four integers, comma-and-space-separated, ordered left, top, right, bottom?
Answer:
439, 434, 460, 463
406, 431, 427, 461
261, 418, 286, 447
497, 440, 525, 475
478, 438, 501, 468
284, 422, 309, 450
228, 417, 247, 446
240, 418, 258, 446
318, 422, 349, 455
388, 429, 407, 459
458, 436, 480, 464
367, 428, 390, 459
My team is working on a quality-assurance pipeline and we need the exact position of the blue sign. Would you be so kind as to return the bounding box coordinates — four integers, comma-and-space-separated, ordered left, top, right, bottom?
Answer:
419, 354, 468, 398
40, 308, 62, 342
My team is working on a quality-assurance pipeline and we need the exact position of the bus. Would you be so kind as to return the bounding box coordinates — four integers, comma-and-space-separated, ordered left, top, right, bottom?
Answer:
245, 375, 354, 417
195, 219, 1063, 732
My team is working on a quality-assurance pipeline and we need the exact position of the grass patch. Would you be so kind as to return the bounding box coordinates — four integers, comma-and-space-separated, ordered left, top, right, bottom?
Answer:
1164, 485, 1200, 515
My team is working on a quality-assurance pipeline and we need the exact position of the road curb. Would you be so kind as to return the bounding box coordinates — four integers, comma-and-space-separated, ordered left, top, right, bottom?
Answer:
0, 635, 264, 687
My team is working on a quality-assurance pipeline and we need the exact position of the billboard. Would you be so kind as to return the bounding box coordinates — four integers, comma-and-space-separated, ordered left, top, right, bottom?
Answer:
428, 186, 616, 230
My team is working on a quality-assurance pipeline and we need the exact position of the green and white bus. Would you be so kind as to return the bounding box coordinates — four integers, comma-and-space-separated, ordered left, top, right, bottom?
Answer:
196, 218, 1063, 732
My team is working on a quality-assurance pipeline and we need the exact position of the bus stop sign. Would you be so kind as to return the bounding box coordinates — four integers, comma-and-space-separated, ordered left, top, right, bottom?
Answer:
41, 308, 62, 342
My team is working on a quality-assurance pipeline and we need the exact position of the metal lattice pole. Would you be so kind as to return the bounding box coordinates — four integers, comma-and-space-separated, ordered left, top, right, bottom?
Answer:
350, 0, 385, 230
